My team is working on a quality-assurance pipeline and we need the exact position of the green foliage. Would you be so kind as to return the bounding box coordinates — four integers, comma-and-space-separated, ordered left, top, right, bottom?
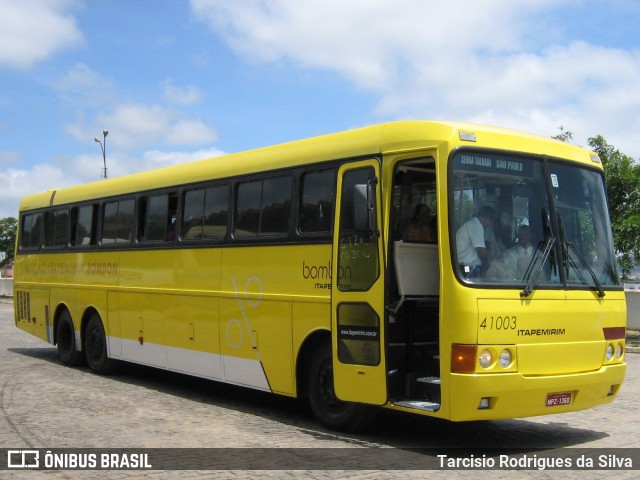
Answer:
0, 217, 17, 265
552, 127, 640, 278
587, 135, 640, 278
551, 126, 574, 143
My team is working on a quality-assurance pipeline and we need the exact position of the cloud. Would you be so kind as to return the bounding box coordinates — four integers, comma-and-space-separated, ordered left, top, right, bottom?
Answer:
0, 0, 84, 69
162, 79, 205, 105
0, 164, 70, 218
191, 0, 640, 158
66, 102, 217, 150
0, 147, 225, 218
0, 151, 20, 167
190, 0, 556, 90
55, 63, 115, 105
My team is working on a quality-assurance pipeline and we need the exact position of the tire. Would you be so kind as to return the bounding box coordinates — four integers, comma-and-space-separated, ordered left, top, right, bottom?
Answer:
56, 311, 85, 366
84, 313, 118, 374
307, 343, 375, 432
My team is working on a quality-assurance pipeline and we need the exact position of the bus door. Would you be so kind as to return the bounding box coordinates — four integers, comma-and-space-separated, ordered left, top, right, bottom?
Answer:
331, 160, 387, 405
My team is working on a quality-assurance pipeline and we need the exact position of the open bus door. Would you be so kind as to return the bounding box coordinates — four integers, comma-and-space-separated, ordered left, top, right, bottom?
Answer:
331, 160, 387, 405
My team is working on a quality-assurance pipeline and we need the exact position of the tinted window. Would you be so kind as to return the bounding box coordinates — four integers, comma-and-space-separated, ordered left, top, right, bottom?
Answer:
300, 169, 335, 233
21, 213, 43, 249
73, 205, 96, 246
140, 192, 178, 242
44, 208, 70, 247
102, 199, 135, 245
183, 185, 228, 240
261, 176, 292, 235
234, 176, 292, 238
235, 181, 261, 238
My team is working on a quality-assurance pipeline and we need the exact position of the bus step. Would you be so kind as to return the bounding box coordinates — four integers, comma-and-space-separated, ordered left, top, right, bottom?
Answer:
416, 376, 440, 385
393, 400, 440, 412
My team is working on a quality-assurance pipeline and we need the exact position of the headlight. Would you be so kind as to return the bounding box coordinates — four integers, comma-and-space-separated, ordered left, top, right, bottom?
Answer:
499, 349, 512, 368
605, 344, 614, 361
615, 343, 624, 359
478, 349, 493, 368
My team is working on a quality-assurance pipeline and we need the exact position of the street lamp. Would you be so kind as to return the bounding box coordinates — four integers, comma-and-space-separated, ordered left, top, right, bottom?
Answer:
94, 130, 109, 179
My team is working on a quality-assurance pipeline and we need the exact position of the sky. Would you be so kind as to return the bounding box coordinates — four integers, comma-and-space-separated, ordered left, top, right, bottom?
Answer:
1, 0, 640, 219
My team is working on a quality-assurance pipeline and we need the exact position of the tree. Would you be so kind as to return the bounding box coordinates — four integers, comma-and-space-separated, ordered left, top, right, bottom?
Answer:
552, 128, 640, 278
551, 125, 574, 143
587, 136, 640, 278
0, 217, 17, 265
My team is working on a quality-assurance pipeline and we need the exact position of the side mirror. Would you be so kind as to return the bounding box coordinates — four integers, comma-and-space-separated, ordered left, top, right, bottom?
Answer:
353, 179, 378, 237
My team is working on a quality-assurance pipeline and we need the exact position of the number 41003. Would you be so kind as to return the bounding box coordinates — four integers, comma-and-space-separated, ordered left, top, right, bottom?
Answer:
480, 316, 517, 330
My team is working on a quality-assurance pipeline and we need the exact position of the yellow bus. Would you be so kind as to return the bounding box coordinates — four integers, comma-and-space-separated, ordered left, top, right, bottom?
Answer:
14, 121, 627, 431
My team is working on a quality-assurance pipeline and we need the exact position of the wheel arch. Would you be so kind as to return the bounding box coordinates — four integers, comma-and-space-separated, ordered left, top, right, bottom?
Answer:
295, 328, 331, 399
52, 303, 72, 346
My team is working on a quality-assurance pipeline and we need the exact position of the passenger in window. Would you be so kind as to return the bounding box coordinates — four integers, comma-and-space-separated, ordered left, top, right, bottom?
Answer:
456, 206, 495, 276
486, 225, 534, 280
403, 204, 432, 242
486, 210, 512, 259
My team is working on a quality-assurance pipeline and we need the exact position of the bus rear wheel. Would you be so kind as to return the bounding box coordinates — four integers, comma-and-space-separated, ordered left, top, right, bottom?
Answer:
56, 311, 84, 366
84, 313, 117, 375
307, 343, 374, 432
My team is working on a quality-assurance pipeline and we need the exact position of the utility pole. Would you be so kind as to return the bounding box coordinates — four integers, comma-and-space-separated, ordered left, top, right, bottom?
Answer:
94, 130, 109, 179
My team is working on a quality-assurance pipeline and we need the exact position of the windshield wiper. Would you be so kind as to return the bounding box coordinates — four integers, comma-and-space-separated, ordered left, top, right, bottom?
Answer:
520, 235, 555, 298
557, 214, 605, 298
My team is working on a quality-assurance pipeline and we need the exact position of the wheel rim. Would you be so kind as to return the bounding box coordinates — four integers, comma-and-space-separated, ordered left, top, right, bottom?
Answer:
317, 361, 347, 412
86, 322, 104, 364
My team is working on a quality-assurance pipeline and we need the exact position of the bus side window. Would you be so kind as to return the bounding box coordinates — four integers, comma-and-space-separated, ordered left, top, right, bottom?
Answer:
44, 208, 70, 247
201, 185, 228, 240
234, 176, 292, 239
183, 185, 228, 241
299, 169, 335, 234
102, 199, 135, 245
139, 192, 178, 242
235, 180, 261, 238
260, 176, 292, 236
71, 205, 97, 246
20, 212, 44, 250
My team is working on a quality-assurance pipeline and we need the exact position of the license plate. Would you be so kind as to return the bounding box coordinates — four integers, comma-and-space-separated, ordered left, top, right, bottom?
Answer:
546, 392, 572, 407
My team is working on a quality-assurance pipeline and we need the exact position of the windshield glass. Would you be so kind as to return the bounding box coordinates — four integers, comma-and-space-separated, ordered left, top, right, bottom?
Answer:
451, 151, 619, 290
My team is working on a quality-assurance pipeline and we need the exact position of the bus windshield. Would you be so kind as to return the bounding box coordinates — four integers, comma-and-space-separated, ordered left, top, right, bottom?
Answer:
451, 151, 619, 291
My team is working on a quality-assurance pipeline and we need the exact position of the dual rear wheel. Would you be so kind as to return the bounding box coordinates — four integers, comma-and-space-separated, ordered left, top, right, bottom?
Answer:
56, 311, 116, 374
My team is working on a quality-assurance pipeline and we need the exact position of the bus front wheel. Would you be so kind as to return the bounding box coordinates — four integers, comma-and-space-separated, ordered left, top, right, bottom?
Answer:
56, 311, 84, 366
307, 343, 374, 432
84, 313, 118, 375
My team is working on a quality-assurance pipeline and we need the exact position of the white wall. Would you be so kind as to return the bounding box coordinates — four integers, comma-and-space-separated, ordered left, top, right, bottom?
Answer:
0, 278, 12, 297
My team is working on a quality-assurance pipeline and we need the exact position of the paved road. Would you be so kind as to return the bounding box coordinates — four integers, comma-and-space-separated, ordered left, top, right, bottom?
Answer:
0, 300, 638, 479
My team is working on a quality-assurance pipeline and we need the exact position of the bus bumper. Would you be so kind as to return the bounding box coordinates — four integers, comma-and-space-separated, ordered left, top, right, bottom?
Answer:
447, 363, 627, 421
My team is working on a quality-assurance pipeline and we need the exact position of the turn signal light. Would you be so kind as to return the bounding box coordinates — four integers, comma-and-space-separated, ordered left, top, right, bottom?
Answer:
451, 344, 477, 373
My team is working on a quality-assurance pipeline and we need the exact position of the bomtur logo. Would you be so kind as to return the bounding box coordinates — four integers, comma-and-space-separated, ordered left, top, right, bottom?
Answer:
7, 450, 39, 468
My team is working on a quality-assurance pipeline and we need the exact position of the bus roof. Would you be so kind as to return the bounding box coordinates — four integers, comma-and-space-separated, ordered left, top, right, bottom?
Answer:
19, 120, 598, 212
